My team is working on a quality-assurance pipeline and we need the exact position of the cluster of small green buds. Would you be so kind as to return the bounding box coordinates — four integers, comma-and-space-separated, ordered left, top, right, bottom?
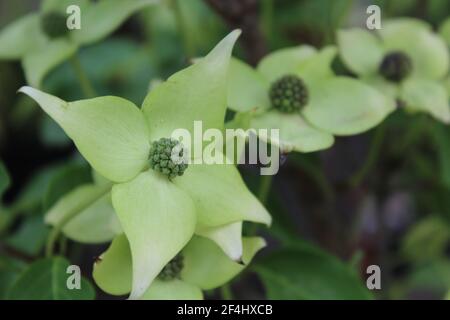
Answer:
158, 254, 184, 281
40, 11, 69, 39
269, 75, 309, 113
379, 51, 412, 83
149, 138, 188, 179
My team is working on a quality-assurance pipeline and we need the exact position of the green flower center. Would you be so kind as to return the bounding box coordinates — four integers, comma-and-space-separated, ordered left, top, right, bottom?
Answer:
40, 11, 69, 39
379, 51, 412, 83
149, 138, 188, 179
269, 74, 309, 113
158, 254, 184, 281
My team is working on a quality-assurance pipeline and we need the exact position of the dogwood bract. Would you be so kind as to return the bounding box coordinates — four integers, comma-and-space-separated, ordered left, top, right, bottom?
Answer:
226, 45, 395, 154
93, 234, 266, 300
19, 30, 271, 299
338, 18, 450, 123
0, 0, 158, 87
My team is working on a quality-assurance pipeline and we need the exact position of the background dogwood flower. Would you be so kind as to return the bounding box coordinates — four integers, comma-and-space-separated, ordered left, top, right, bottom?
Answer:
227, 45, 395, 153
338, 18, 450, 123
0, 0, 158, 88
93, 234, 266, 300
19, 30, 271, 299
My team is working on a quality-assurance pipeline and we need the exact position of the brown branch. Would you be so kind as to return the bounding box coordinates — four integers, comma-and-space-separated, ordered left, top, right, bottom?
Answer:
204, 0, 268, 66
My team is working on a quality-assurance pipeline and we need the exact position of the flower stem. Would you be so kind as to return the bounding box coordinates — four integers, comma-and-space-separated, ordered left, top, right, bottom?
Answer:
45, 182, 112, 258
247, 174, 273, 236
261, 0, 274, 40
350, 123, 386, 188
220, 283, 233, 300
69, 54, 96, 98
59, 235, 67, 256
257, 174, 273, 205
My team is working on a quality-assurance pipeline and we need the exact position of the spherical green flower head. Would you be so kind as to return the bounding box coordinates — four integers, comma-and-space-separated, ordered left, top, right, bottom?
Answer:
269, 74, 309, 113
379, 51, 412, 82
158, 254, 184, 281
40, 11, 68, 39
148, 138, 188, 179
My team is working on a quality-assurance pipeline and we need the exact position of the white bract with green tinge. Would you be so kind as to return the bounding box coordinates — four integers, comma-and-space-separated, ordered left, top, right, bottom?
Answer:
0, 0, 158, 87
338, 18, 450, 123
227, 45, 395, 153
19, 30, 271, 299
93, 234, 266, 300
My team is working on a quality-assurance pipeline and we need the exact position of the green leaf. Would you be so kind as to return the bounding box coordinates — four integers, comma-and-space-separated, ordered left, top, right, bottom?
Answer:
7, 257, 95, 300
227, 58, 270, 112
0, 13, 46, 60
0, 160, 10, 199
142, 30, 240, 142
249, 110, 334, 153
19, 87, 150, 182
45, 184, 121, 244
401, 259, 450, 299
196, 222, 243, 261
174, 161, 271, 229
430, 124, 450, 189
8, 163, 66, 214
6, 214, 49, 256
112, 170, 196, 299
380, 23, 449, 80
141, 279, 203, 300
0, 256, 27, 299
22, 39, 78, 88
182, 236, 265, 290
257, 46, 317, 82
70, 0, 158, 46
337, 28, 384, 76
93, 234, 131, 295
402, 216, 450, 262
43, 163, 91, 210
42, 0, 89, 12
401, 79, 450, 124
303, 77, 395, 135
254, 244, 372, 299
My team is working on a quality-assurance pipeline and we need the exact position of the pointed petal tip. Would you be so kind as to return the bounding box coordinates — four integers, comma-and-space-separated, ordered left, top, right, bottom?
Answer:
265, 215, 273, 227
17, 85, 32, 95
235, 258, 245, 266
230, 29, 242, 38
258, 209, 272, 227
229, 250, 244, 263
220, 29, 241, 48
